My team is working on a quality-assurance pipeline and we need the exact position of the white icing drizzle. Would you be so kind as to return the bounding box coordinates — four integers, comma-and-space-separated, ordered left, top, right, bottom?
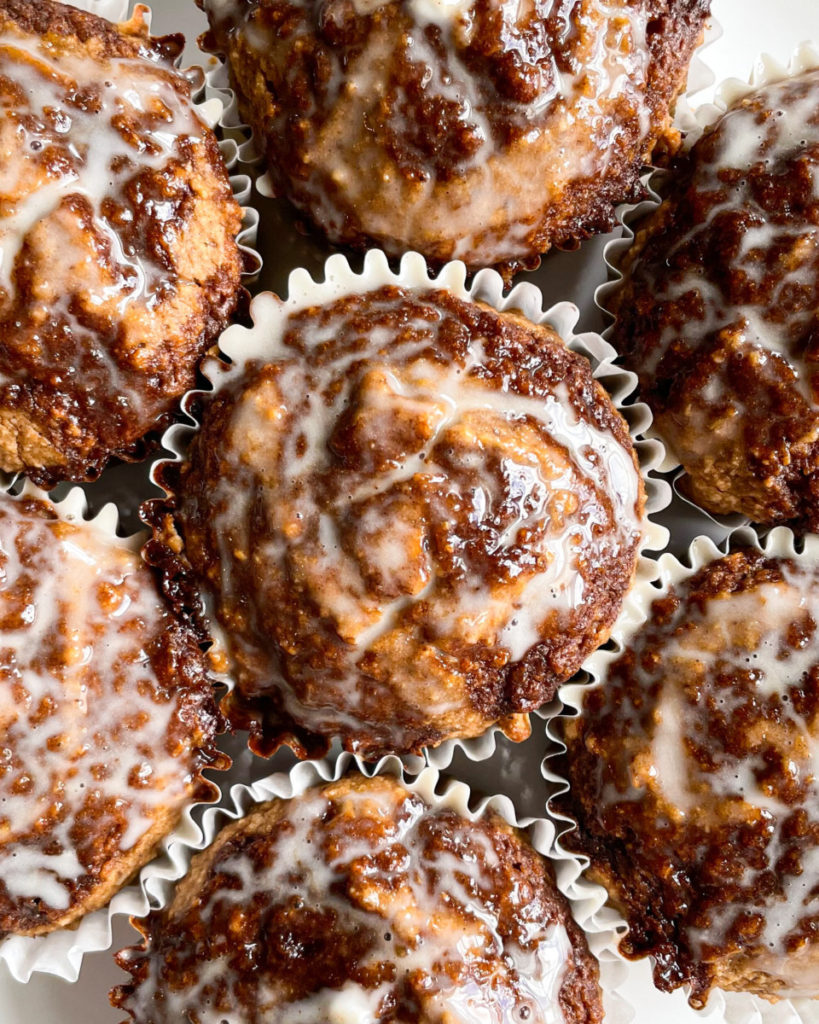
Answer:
126, 780, 572, 1023
0, 498, 202, 916
619, 555, 819, 991
404, 0, 473, 27
0, 27, 202, 299
644, 70, 819, 402
199, 289, 643, 742
205, 0, 654, 266
0, 18, 204, 400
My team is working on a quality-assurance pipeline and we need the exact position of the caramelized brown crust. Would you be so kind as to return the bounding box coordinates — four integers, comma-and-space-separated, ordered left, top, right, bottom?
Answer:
609, 70, 819, 530
0, 495, 227, 938
155, 285, 645, 758
112, 773, 603, 1024
199, 0, 710, 272
0, 0, 244, 485
555, 549, 819, 1005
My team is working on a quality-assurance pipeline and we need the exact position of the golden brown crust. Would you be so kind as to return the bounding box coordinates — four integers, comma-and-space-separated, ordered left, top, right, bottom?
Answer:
1, 0, 180, 52
0, 494, 228, 938
555, 549, 819, 1005
149, 285, 645, 758
112, 773, 603, 1024
609, 70, 819, 531
0, 0, 244, 485
200, 0, 709, 272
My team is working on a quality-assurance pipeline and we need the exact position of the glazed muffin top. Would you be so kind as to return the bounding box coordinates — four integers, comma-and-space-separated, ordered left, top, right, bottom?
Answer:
159, 284, 645, 757
556, 548, 819, 1005
0, 494, 224, 938
200, 0, 710, 270
114, 773, 603, 1024
0, 0, 243, 485
609, 68, 819, 530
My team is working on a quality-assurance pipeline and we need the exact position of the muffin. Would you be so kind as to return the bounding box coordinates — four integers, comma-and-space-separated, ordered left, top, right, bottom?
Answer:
0, 0, 244, 485
609, 68, 819, 530
0, 492, 225, 938
153, 283, 646, 757
555, 547, 819, 1005
113, 772, 603, 1023
199, 0, 710, 271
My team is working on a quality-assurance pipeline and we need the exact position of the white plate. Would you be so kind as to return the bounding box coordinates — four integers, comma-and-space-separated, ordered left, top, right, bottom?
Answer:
3, 0, 819, 1021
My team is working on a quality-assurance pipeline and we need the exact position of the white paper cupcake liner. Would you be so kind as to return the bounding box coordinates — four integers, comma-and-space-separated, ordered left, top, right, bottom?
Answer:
674, 41, 819, 145
543, 522, 819, 1024
203, 61, 262, 172
0, 482, 227, 985
596, 40, 819, 531
114, 749, 634, 1024
150, 247, 671, 771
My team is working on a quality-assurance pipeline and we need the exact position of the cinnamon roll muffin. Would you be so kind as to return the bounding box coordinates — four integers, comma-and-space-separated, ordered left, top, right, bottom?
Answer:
555, 547, 819, 1005
609, 69, 819, 530
0, 0, 244, 485
199, 0, 710, 271
153, 283, 646, 757
0, 493, 224, 938
113, 773, 604, 1024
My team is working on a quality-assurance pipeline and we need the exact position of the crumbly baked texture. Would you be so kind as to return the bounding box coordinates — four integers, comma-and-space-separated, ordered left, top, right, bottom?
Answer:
555, 549, 819, 1006
609, 69, 819, 530
0, 0, 244, 485
155, 284, 645, 757
112, 773, 603, 1024
0, 494, 226, 938
199, 0, 710, 272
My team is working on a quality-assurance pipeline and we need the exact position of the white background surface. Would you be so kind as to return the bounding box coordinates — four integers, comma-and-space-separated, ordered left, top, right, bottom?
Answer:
3, 1, 819, 1022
